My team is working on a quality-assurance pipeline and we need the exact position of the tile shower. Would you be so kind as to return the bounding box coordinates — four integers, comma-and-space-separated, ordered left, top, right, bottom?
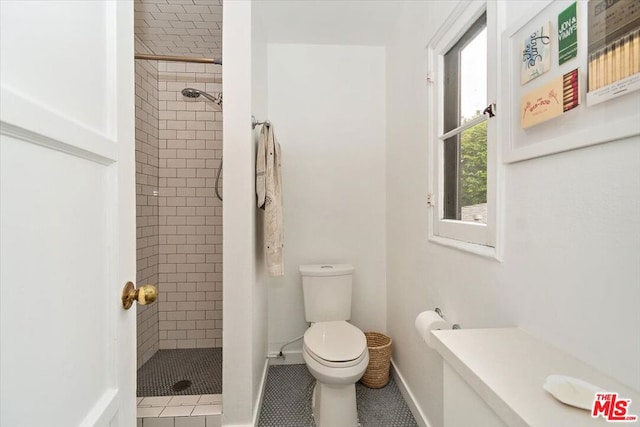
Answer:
135, 57, 223, 391
136, 54, 161, 368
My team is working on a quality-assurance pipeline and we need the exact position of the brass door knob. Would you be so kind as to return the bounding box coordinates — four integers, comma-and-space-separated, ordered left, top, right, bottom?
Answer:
121, 281, 158, 309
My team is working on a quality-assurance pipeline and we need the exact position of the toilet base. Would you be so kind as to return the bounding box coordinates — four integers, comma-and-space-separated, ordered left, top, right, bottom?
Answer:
312, 380, 359, 427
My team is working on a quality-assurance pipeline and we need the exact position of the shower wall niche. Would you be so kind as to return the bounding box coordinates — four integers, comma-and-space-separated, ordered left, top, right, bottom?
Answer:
136, 58, 223, 368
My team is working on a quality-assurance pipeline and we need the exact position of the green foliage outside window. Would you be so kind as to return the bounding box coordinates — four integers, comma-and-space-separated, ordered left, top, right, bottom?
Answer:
460, 118, 487, 207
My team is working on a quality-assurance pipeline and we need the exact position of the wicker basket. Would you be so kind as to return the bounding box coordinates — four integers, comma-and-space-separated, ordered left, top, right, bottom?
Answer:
360, 332, 392, 389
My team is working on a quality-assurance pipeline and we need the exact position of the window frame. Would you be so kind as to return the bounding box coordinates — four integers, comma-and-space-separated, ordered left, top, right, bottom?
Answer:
426, 0, 503, 258
442, 13, 487, 223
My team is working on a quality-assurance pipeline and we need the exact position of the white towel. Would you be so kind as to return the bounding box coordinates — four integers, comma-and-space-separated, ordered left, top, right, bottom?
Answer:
256, 125, 284, 276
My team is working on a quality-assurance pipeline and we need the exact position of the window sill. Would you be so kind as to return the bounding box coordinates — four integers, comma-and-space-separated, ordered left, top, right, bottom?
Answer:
429, 235, 502, 262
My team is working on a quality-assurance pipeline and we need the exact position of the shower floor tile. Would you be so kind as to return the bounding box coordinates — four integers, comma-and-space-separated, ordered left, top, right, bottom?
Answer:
257, 364, 419, 427
137, 348, 222, 397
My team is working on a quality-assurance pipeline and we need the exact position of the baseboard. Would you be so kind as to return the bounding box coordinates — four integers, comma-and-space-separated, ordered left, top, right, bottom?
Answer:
391, 359, 432, 427
268, 349, 304, 365
252, 357, 270, 427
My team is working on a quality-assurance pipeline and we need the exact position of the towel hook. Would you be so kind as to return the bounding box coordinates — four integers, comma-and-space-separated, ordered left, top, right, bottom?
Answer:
252, 115, 271, 129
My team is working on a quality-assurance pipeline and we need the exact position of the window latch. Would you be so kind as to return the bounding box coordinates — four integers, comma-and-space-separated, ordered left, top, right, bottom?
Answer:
483, 103, 496, 118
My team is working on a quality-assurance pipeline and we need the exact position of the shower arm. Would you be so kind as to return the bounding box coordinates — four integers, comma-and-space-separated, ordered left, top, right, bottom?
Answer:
199, 91, 222, 104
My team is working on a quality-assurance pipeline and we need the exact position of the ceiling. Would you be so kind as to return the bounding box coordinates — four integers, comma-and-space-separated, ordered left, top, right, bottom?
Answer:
134, 0, 222, 59
134, 0, 405, 60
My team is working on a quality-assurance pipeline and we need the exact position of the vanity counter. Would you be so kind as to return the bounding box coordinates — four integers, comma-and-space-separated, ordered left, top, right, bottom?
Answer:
431, 328, 640, 427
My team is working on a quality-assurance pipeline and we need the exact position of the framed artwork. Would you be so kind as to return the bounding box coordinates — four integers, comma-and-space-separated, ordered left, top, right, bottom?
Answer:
558, 2, 578, 64
501, 0, 640, 163
586, 0, 640, 106
521, 21, 552, 84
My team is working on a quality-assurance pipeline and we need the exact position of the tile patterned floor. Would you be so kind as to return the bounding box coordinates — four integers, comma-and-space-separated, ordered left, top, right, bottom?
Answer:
137, 394, 222, 419
137, 348, 222, 397
258, 364, 419, 427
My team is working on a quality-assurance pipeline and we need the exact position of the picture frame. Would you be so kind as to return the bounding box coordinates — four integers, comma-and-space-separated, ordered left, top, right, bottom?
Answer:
500, 0, 640, 164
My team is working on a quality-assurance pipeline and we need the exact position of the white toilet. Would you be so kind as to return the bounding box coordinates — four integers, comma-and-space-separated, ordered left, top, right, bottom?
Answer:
300, 264, 369, 427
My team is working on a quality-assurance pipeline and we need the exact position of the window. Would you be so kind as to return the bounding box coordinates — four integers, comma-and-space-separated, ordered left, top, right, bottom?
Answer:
427, 1, 501, 255
443, 14, 487, 224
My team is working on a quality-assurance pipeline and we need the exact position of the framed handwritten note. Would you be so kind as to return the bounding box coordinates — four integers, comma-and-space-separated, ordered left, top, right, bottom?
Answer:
521, 21, 552, 84
500, 0, 640, 163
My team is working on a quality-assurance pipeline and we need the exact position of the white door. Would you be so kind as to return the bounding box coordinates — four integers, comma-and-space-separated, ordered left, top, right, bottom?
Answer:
0, 1, 137, 426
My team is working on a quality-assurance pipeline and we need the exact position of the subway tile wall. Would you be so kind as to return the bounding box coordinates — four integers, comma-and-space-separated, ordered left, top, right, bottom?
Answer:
157, 62, 223, 350
136, 57, 161, 368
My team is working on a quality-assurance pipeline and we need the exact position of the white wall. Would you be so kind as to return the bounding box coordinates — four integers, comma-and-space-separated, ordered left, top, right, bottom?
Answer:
266, 44, 387, 355
386, 5, 451, 425
251, 2, 269, 423
223, 1, 268, 425
386, 2, 640, 426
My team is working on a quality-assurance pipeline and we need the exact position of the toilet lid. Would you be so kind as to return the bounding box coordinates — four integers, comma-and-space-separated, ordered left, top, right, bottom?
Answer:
304, 321, 366, 362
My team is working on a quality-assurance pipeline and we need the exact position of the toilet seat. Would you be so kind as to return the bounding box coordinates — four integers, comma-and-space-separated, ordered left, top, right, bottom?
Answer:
303, 321, 367, 368
304, 343, 368, 368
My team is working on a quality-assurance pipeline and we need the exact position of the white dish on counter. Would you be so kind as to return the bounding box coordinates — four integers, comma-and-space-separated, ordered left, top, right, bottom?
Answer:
543, 375, 605, 410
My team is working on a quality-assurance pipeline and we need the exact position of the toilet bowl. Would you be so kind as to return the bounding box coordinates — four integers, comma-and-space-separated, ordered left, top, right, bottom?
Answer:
302, 320, 369, 427
299, 264, 366, 427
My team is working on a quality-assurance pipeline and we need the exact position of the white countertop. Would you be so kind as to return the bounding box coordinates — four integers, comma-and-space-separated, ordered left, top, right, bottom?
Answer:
431, 328, 640, 427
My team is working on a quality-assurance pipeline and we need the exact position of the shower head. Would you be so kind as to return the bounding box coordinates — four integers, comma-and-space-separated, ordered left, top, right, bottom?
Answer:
181, 88, 223, 108
181, 88, 202, 98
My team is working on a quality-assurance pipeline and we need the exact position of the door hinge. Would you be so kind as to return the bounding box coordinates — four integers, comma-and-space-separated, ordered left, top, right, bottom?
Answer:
426, 193, 434, 206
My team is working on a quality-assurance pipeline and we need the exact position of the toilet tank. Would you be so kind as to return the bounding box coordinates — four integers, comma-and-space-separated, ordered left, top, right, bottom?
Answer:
300, 264, 354, 322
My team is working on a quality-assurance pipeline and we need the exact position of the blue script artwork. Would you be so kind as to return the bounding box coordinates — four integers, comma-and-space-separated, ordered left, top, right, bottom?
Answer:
521, 21, 552, 85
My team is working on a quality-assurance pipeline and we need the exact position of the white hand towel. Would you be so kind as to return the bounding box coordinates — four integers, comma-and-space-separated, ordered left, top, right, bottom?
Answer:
256, 125, 284, 276
256, 127, 266, 208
